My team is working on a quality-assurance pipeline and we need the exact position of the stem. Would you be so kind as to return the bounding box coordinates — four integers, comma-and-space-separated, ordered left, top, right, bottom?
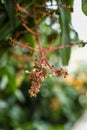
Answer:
22, 23, 37, 36
10, 39, 39, 52
35, 26, 46, 60
35, 3, 73, 12
45, 38, 56, 55
15, 3, 34, 18
44, 58, 55, 72
15, 30, 27, 38
46, 43, 75, 54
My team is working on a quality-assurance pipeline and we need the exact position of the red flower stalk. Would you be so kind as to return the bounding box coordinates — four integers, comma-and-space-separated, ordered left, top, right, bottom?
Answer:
10, 1, 77, 97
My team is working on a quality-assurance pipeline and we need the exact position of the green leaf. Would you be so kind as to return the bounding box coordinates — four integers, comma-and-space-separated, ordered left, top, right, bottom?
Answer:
23, 33, 35, 48
0, 12, 6, 28
4, 0, 16, 30
50, 125, 64, 130
82, 0, 87, 15
0, 20, 19, 42
0, 23, 11, 41
58, 0, 71, 65
62, 0, 73, 6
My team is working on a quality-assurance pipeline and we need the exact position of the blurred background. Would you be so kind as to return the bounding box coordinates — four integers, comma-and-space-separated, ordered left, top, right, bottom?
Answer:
0, 0, 87, 130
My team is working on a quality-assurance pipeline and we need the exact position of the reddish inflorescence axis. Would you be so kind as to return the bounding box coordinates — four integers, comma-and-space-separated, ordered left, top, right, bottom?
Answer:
10, 0, 75, 97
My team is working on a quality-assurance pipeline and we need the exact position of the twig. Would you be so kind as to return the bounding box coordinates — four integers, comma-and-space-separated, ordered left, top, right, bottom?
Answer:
46, 43, 75, 53
10, 39, 39, 52
35, 26, 44, 54
15, 30, 27, 38
35, 3, 73, 12
45, 38, 56, 55
15, 2, 34, 18
22, 23, 37, 36
44, 58, 55, 72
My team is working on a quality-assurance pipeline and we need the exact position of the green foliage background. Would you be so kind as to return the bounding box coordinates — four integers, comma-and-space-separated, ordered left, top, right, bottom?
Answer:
0, 0, 87, 130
